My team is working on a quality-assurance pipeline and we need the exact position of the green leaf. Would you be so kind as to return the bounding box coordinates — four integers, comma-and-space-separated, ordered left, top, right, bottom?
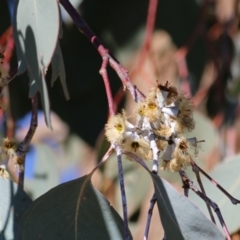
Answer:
189, 154, 240, 234
28, 70, 38, 98
151, 173, 225, 240
14, 0, 60, 128
51, 41, 70, 100
18, 175, 132, 240
127, 155, 224, 239
13, 0, 27, 74
0, 178, 32, 240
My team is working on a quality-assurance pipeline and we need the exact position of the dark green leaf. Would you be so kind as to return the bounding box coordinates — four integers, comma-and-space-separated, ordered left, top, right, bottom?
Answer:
0, 178, 32, 240
18, 175, 131, 240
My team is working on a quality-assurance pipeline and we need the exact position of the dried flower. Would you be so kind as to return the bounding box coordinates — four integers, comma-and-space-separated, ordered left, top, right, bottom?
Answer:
160, 137, 193, 172
156, 139, 168, 151
173, 95, 195, 133
154, 123, 172, 138
145, 100, 161, 122
136, 98, 161, 123
15, 156, 24, 172
1, 138, 17, 160
157, 81, 178, 105
105, 111, 131, 144
2, 138, 16, 150
148, 86, 168, 108
173, 137, 191, 167
122, 137, 152, 160
0, 138, 25, 172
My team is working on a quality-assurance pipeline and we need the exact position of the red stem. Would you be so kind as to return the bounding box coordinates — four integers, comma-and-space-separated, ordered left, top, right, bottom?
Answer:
60, 0, 145, 115
130, 0, 158, 80
138, 0, 158, 68
99, 56, 115, 115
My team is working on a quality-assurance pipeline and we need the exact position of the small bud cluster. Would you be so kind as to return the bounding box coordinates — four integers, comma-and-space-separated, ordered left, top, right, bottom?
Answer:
0, 47, 8, 87
0, 138, 24, 172
105, 81, 200, 172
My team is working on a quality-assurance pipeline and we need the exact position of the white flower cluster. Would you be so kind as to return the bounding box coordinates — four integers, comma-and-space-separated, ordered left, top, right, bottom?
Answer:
105, 81, 201, 173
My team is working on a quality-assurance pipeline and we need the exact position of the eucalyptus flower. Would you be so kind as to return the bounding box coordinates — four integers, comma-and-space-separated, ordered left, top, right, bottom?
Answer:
105, 111, 132, 144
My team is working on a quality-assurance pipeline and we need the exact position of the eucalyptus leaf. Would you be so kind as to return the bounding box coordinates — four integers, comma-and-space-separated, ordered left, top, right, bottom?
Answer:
0, 178, 32, 240
189, 154, 240, 235
13, 0, 27, 74
18, 175, 131, 240
14, 0, 60, 128
127, 154, 224, 239
151, 173, 225, 240
28, 70, 38, 98
51, 41, 70, 100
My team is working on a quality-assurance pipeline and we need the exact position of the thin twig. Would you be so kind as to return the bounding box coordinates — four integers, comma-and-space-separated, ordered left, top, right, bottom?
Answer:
60, 0, 145, 103
123, 151, 149, 170
195, 170, 216, 224
90, 145, 114, 175
144, 193, 157, 240
6, 68, 18, 84
17, 93, 38, 188
191, 158, 240, 205
131, 0, 158, 79
0, 68, 18, 97
179, 169, 231, 240
99, 55, 115, 116
116, 146, 131, 240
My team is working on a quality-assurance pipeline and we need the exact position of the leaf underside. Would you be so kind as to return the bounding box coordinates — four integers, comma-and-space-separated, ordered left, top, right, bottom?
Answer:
151, 173, 225, 240
0, 178, 32, 240
14, 0, 60, 128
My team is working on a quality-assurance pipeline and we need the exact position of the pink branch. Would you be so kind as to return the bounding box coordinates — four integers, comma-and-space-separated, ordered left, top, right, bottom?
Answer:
60, 0, 145, 107
99, 56, 115, 115
135, 0, 158, 72
191, 158, 240, 205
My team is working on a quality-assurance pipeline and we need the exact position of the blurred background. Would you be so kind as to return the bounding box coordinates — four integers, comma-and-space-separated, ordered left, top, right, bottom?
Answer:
1, 0, 240, 238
